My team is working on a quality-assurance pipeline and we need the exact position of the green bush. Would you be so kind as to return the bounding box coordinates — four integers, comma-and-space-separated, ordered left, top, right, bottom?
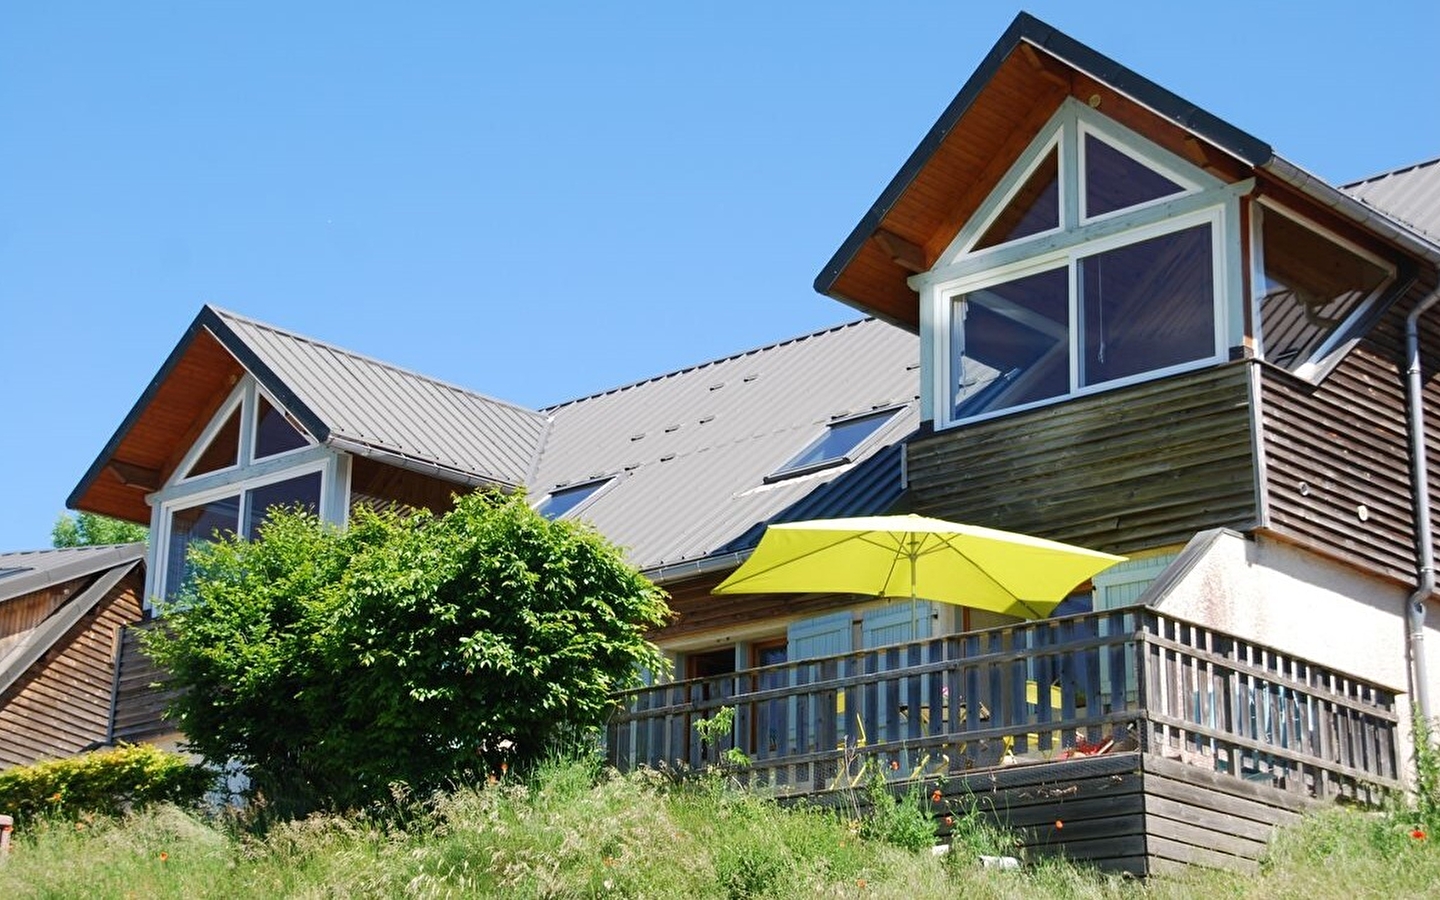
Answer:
0, 744, 212, 827
144, 492, 670, 816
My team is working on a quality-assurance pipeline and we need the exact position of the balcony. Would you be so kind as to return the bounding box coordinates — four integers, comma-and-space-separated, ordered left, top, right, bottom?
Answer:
608, 608, 1400, 874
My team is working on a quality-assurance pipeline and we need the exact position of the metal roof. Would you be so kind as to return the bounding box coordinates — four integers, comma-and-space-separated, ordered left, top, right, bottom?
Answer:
0, 544, 146, 604
533, 318, 919, 572
212, 308, 549, 487
1343, 158, 1440, 245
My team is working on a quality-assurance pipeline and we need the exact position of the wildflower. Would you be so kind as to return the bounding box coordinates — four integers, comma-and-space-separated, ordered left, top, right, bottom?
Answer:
944, 815, 954, 826
857, 878, 867, 889
74, 822, 86, 831
1412, 828, 1427, 840
49, 792, 62, 802
500, 762, 508, 775
1055, 820, 1064, 830
931, 789, 942, 803
889, 760, 899, 771
159, 852, 169, 863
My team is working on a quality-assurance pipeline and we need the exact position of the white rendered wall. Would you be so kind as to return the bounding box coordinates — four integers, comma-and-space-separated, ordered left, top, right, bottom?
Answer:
1149, 529, 1440, 781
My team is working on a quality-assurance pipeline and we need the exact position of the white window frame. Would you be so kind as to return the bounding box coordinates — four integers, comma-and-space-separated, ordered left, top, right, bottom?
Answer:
958, 130, 1066, 256
250, 385, 318, 464
145, 374, 348, 603
912, 97, 1245, 430
1076, 118, 1204, 225
940, 206, 1229, 427
1250, 198, 1397, 381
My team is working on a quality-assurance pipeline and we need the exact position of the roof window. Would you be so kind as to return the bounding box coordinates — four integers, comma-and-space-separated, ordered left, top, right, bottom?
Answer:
767, 409, 898, 481
535, 479, 611, 521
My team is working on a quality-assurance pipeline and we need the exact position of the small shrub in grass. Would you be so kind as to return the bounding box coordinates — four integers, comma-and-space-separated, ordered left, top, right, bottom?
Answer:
854, 764, 936, 853
0, 744, 212, 827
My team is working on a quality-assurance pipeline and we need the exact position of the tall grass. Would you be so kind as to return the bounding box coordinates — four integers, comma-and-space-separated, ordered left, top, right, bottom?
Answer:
2, 756, 1437, 899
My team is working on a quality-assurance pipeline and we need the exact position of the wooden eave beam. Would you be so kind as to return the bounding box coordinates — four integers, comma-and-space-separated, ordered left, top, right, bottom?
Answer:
106, 461, 161, 492
873, 229, 930, 273
1018, 42, 1071, 88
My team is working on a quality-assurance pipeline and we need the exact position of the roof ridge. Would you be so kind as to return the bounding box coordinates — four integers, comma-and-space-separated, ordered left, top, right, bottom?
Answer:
209, 306, 546, 421
1342, 155, 1440, 190
0, 543, 139, 561
543, 317, 877, 412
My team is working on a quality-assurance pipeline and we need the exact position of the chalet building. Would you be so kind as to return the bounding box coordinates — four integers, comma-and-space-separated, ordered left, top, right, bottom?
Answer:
25, 10, 1440, 876
0, 545, 148, 766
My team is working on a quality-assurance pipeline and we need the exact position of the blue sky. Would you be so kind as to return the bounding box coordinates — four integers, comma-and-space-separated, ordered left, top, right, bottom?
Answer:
2, 2, 1437, 550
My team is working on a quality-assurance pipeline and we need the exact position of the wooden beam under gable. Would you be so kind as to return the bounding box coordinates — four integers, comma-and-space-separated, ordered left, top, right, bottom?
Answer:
873, 229, 930, 273
1019, 42, 1071, 88
105, 461, 161, 492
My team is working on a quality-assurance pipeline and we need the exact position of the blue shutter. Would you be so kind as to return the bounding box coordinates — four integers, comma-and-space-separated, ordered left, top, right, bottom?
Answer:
787, 610, 853, 661
861, 600, 934, 648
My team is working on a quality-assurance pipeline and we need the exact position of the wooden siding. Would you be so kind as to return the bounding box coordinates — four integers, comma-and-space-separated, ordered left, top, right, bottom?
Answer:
79, 328, 245, 524
0, 572, 144, 767
906, 363, 1258, 554
829, 46, 1248, 329
110, 621, 180, 745
349, 456, 469, 517
1259, 298, 1440, 585
656, 571, 857, 644
0, 584, 78, 658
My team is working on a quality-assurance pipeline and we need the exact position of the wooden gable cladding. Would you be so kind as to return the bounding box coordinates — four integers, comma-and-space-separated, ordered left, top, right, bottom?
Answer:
0, 569, 144, 768
1258, 286, 1440, 585
905, 363, 1259, 555
824, 41, 1251, 329
655, 571, 856, 644
80, 327, 246, 524
110, 620, 179, 745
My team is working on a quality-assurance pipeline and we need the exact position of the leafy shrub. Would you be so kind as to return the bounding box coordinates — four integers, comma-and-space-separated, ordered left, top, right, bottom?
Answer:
856, 766, 936, 853
0, 744, 212, 827
144, 492, 670, 816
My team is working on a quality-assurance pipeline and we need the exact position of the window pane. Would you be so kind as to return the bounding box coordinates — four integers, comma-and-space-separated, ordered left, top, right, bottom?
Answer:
185, 406, 240, 478
254, 395, 309, 458
244, 471, 322, 539
1259, 211, 1390, 371
535, 480, 608, 520
165, 494, 239, 598
1084, 134, 1183, 218
973, 147, 1060, 251
772, 410, 896, 477
1079, 224, 1214, 387
951, 266, 1070, 418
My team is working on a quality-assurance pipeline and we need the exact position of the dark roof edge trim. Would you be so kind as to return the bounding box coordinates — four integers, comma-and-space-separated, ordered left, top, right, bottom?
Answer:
67, 306, 332, 515
814, 11, 1272, 299
0, 544, 146, 604
67, 308, 216, 513
0, 560, 140, 700
200, 306, 332, 444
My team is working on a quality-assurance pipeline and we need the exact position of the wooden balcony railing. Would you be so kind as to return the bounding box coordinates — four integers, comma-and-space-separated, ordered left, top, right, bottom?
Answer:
608, 609, 1400, 802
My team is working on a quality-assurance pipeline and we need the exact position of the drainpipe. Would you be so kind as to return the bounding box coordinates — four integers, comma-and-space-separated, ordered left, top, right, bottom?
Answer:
1404, 286, 1440, 724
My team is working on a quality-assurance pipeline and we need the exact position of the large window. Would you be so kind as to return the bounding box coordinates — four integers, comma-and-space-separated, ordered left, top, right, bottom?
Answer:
163, 471, 322, 599
924, 100, 1231, 426
150, 376, 338, 601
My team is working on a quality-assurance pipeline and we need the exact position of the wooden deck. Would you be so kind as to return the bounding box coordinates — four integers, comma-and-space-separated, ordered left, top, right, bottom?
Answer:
608, 608, 1400, 873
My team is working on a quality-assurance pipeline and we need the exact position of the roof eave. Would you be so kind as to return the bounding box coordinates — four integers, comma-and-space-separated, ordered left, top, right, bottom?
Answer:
814, 11, 1272, 309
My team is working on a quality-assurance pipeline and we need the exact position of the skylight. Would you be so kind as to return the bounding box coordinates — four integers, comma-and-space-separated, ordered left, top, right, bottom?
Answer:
768, 409, 898, 481
535, 479, 610, 520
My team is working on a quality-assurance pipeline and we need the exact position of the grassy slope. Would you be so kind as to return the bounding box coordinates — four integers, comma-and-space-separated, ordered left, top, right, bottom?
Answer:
2, 761, 1438, 899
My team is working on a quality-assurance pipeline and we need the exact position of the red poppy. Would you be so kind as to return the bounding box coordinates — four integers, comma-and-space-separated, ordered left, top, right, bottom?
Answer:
1412, 828, 1427, 840
931, 789, 942, 803
1055, 820, 1064, 830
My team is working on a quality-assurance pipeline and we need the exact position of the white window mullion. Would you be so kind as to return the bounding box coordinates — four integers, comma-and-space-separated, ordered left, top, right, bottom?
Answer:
1067, 259, 1081, 392
1060, 108, 1080, 231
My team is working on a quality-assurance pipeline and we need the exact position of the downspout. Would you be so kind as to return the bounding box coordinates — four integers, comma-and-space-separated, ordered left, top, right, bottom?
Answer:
1405, 286, 1440, 723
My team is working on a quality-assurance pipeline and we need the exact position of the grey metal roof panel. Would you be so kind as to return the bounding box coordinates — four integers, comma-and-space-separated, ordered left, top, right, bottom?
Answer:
1343, 158, 1440, 245
212, 307, 549, 487
532, 318, 919, 570
0, 544, 146, 604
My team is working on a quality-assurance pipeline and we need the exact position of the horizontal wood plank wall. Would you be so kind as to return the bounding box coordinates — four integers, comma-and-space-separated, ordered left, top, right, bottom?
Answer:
1260, 308, 1440, 584
906, 364, 1258, 554
1140, 754, 1310, 876
0, 572, 144, 768
655, 572, 856, 644
0, 584, 77, 657
110, 621, 179, 744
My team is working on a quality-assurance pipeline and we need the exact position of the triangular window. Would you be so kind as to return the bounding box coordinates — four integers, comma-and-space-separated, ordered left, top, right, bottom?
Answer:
972, 145, 1060, 251
184, 406, 241, 478
1082, 132, 1184, 219
254, 395, 309, 459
